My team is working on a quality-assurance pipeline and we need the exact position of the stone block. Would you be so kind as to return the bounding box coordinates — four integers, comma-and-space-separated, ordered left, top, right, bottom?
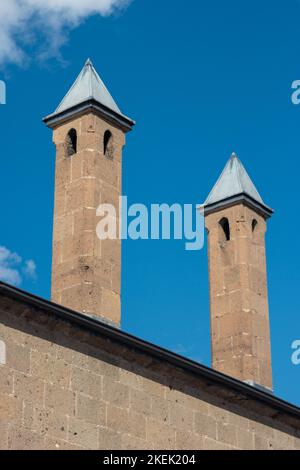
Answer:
121, 434, 150, 450
71, 153, 82, 181
0, 422, 9, 449
203, 436, 233, 450
142, 377, 166, 398
126, 410, 147, 440
130, 388, 151, 415
100, 289, 120, 325
169, 402, 193, 431
45, 384, 76, 416
55, 158, 71, 188
103, 377, 129, 408
107, 404, 128, 434
150, 395, 169, 424
98, 426, 122, 450
76, 394, 106, 425
31, 351, 71, 388
71, 366, 102, 399
0, 366, 13, 394
194, 412, 217, 440
236, 428, 255, 450
14, 371, 44, 405
0, 392, 22, 422
8, 427, 45, 450
68, 417, 98, 449
217, 422, 237, 446
175, 430, 204, 450
32, 406, 68, 441
53, 190, 66, 218
146, 418, 175, 450
73, 207, 96, 234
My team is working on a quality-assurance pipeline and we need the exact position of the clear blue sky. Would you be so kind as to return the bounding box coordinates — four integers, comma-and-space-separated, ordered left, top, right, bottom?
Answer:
0, 0, 300, 406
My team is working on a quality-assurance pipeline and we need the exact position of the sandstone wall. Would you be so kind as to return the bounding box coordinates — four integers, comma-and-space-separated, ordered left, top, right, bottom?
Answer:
0, 294, 299, 450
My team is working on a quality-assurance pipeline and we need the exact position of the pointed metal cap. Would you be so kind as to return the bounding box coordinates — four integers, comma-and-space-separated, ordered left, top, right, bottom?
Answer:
43, 59, 135, 132
204, 153, 273, 218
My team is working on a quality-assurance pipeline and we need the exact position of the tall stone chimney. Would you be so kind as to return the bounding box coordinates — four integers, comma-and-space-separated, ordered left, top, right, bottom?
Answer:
43, 59, 134, 327
204, 153, 273, 390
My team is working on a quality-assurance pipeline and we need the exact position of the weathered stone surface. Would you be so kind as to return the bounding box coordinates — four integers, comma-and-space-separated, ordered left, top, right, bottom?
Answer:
68, 417, 98, 449
205, 205, 273, 388
45, 384, 76, 416
51, 111, 125, 326
0, 294, 299, 450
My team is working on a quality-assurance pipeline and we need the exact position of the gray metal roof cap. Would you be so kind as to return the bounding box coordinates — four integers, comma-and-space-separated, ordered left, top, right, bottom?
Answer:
204, 153, 273, 218
43, 59, 134, 129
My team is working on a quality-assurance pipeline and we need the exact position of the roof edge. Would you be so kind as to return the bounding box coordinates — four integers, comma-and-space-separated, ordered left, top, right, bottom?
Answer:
0, 280, 299, 421
204, 193, 274, 219
43, 99, 135, 133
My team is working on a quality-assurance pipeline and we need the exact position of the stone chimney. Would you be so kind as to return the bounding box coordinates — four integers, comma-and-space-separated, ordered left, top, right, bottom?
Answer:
204, 153, 273, 390
44, 59, 134, 327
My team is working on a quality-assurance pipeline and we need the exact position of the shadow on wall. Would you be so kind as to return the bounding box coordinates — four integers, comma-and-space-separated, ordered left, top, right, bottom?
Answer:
0, 292, 299, 447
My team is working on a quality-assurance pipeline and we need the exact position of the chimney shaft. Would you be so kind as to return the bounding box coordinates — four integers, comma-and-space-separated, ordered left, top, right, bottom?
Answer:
205, 154, 273, 389
44, 60, 134, 327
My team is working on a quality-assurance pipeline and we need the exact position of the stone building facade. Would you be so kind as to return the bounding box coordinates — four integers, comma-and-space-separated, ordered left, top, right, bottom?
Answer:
0, 59, 299, 450
0, 284, 300, 450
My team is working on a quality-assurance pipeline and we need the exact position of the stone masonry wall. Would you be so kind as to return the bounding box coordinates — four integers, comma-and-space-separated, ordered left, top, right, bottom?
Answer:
51, 112, 124, 326
0, 294, 299, 450
205, 204, 272, 389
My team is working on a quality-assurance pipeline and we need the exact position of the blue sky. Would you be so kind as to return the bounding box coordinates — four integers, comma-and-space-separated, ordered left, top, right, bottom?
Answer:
0, 0, 300, 406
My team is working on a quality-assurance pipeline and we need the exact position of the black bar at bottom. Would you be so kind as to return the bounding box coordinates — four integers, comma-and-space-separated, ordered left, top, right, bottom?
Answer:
0, 450, 298, 466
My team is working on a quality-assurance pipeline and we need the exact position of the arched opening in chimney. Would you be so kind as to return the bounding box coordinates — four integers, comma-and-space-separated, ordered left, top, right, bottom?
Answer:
252, 219, 258, 233
219, 217, 230, 242
104, 130, 113, 159
65, 128, 77, 157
